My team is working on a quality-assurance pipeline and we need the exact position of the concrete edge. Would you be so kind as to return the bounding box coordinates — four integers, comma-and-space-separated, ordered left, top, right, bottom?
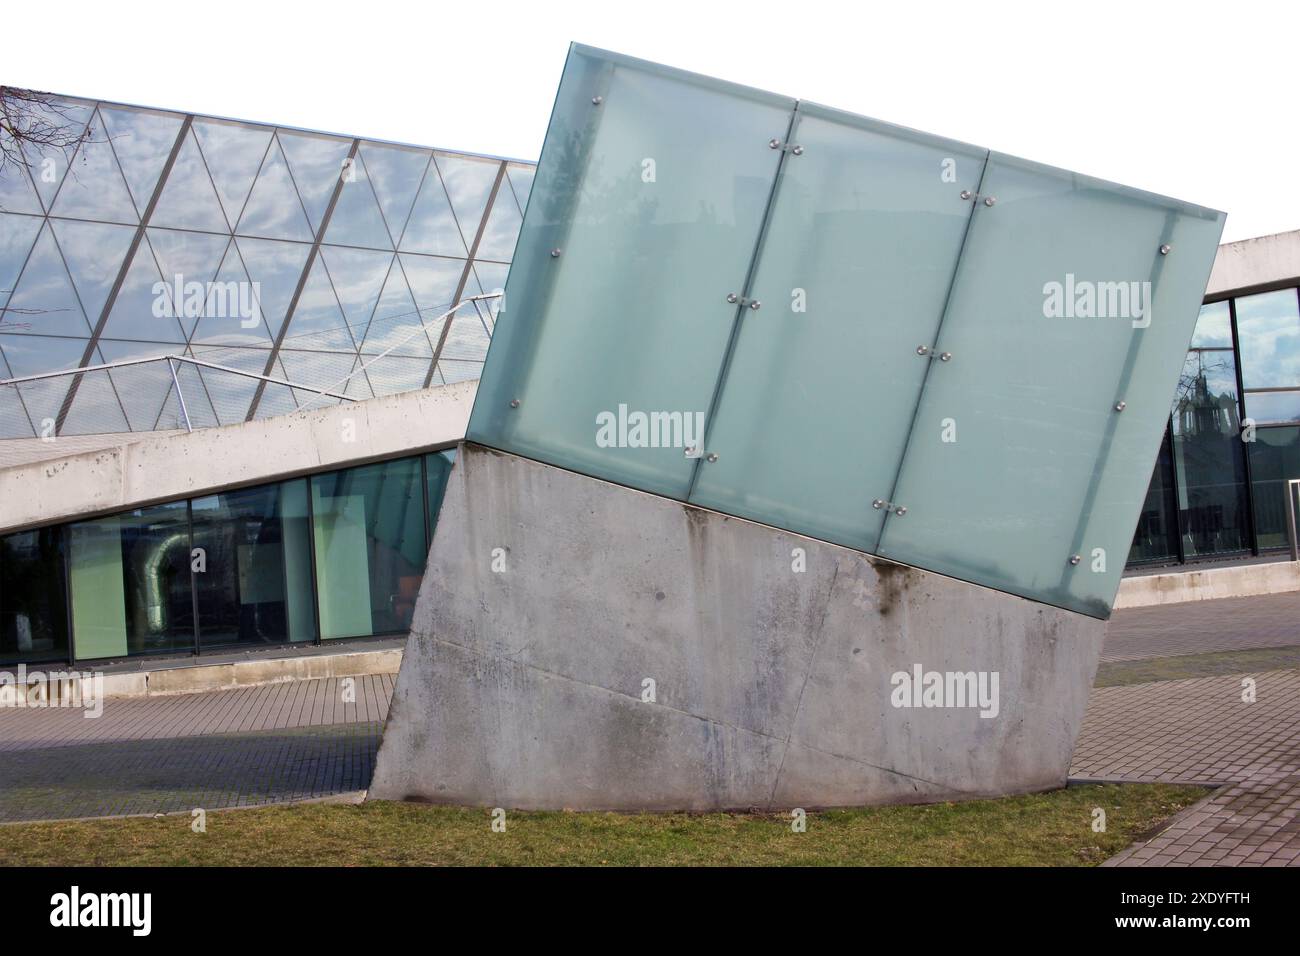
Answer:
0, 648, 403, 702
1115, 560, 1300, 609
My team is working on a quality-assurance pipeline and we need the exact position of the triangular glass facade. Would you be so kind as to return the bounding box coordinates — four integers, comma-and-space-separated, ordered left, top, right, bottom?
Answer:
1, 92, 531, 439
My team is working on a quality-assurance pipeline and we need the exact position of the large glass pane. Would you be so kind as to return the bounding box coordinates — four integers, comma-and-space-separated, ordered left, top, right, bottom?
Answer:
689, 103, 986, 549
69, 502, 192, 660
1, 527, 69, 665
192, 480, 314, 649
1192, 299, 1232, 347
310, 457, 426, 639
1172, 350, 1251, 557
1126, 425, 1180, 565
1245, 389, 1300, 424
1248, 425, 1300, 550
1236, 288, 1300, 389
877, 151, 1225, 617
468, 44, 797, 498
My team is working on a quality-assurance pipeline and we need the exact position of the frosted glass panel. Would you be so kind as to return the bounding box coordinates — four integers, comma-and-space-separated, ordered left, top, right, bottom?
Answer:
467, 46, 1225, 619
468, 45, 796, 498
689, 103, 987, 549
876, 153, 1225, 616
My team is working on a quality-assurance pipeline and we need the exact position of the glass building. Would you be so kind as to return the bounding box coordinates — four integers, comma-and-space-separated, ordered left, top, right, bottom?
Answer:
0, 93, 533, 436
1127, 286, 1300, 567
1, 450, 454, 664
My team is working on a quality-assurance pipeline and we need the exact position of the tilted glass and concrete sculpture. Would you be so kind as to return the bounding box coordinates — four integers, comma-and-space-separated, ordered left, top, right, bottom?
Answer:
371, 45, 1225, 811
468, 45, 1223, 619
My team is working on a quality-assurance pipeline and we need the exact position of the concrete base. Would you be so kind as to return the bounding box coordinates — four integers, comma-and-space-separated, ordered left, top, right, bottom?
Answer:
370, 444, 1106, 811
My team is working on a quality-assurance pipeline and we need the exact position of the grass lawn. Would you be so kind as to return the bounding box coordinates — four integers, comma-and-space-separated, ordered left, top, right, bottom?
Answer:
1094, 648, 1300, 687
0, 783, 1205, 866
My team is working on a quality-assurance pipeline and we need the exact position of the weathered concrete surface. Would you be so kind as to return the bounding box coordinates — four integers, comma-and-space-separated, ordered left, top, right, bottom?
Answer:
1205, 229, 1300, 298
1116, 559, 1300, 609
0, 380, 475, 534
370, 443, 1106, 811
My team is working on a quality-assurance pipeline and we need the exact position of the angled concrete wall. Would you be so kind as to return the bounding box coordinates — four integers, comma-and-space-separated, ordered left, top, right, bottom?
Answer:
371, 443, 1106, 811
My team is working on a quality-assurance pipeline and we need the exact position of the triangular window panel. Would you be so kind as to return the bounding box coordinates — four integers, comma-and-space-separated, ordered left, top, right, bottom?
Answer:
149, 128, 231, 233
324, 165, 393, 250
19, 98, 94, 213
192, 117, 273, 227
507, 164, 535, 214
473, 188, 524, 262
279, 349, 357, 399
188, 242, 268, 347
100, 238, 187, 342
359, 143, 430, 243
0, 213, 43, 312
50, 219, 136, 320
365, 354, 435, 397
3, 223, 95, 337
193, 346, 269, 424
99, 105, 184, 216
471, 260, 508, 326
399, 162, 469, 257
318, 245, 391, 330
0, 378, 36, 438
433, 153, 498, 245
60, 368, 131, 436
277, 130, 351, 234
236, 136, 314, 242
0, 134, 44, 215
281, 255, 356, 352
343, 359, 375, 401
147, 228, 231, 339
233, 236, 311, 341
358, 263, 429, 357
0, 332, 88, 377
0, 332, 89, 434
397, 253, 465, 334
94, 340, 183, 432
158, 356, 218, 430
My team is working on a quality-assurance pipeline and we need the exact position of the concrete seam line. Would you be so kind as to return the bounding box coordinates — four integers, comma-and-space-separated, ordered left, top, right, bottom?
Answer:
412, 630, 973, 796
765, 557, 842, 811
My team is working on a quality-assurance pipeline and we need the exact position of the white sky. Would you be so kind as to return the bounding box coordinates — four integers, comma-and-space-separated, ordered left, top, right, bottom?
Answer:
8, 0, 1295, 242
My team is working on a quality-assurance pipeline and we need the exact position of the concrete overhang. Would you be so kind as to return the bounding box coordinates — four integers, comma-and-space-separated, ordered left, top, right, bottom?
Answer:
1206, 229, 1300, 299
0, 380, 477, 535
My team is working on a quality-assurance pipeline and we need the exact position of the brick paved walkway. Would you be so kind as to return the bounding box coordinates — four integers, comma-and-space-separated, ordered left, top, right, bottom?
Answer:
0, 675, 392, 822
1072, 668, 1300, 866
1103, 590, 1300, 662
